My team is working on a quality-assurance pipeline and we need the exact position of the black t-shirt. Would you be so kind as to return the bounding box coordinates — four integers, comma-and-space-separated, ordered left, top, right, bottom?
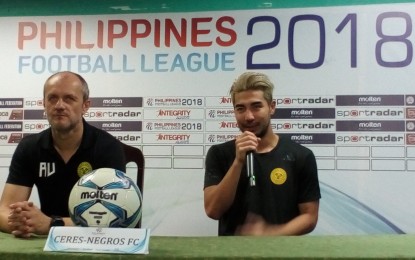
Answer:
204, 136, 321, 235
7, 119, 126, 217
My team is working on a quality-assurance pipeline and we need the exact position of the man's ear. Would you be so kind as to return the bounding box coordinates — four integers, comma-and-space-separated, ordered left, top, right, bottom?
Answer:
82, 100, 91, 114
270, 100, 276, 115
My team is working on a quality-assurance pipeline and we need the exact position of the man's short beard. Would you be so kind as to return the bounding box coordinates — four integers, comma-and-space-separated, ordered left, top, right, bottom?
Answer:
255, 122, 269, 138
239, 120, 270, 138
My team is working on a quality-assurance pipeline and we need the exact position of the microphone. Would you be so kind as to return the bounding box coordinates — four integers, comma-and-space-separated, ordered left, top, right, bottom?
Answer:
246, 151, 255, 186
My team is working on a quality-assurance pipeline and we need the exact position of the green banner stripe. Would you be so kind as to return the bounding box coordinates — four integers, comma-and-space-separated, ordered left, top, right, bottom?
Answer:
1, 0, 415, 16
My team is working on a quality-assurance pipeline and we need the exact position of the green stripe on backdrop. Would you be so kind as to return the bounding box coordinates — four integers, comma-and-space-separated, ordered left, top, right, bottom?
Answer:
0, 0, 415, 16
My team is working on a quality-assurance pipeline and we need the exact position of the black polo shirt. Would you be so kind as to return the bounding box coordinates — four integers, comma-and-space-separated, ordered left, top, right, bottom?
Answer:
7, 119, 126, 217
204, 136, 321, 235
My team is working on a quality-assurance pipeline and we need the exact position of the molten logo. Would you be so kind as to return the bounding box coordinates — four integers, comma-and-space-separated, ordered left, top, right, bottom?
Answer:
80, 190, 118, 200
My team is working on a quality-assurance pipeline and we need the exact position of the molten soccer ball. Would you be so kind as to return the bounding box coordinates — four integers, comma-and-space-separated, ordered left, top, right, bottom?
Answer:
68, 168, 142, 228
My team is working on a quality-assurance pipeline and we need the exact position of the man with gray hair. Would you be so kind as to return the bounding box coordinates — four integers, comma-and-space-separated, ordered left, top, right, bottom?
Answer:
0, 71, 126, 238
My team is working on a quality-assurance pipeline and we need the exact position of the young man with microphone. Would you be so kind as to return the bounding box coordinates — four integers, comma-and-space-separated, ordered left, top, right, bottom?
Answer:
203, 71, 320, 236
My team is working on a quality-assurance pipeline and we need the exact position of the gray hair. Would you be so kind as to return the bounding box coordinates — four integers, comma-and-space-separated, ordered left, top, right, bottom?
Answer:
44, 71, 89, 101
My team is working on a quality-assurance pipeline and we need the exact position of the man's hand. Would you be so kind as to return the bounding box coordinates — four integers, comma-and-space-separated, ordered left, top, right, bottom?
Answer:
236, 201, 320, 236
8, 201, 50, 238
235, 131, 260, 163
235, 212, 270, 236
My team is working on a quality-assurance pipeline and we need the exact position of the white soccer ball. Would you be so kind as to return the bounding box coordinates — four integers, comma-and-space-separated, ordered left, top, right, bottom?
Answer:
68, 167, 142, 228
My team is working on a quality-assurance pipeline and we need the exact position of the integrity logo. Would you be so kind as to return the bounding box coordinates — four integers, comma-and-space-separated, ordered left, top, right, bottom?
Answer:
157, 109, 190, 119
156, 134, 190, 144
219, 97, 232, 104
219, 121, 238, 129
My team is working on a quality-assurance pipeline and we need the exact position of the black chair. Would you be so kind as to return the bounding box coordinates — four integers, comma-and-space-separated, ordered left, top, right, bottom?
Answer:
121, 142, 145, 228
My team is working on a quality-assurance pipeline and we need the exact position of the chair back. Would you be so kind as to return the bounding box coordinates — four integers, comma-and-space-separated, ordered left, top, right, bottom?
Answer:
121, 142, 145, 228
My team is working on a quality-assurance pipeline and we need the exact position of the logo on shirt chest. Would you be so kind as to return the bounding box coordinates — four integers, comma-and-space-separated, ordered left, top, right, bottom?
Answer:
270, 168, 287, 185
39, 162, 56, 177
78, 162, 93, 177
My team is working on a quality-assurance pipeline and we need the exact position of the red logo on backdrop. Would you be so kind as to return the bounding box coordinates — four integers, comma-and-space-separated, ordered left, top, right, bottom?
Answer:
220, 121, 238, 128
406, 134, 415, 145
9, 110, 23, 120
156, 134, 190, 142
219, 97, 232, 104
8, 133, 23, 143
157, 110, 190, 117
406, 108, 415, 119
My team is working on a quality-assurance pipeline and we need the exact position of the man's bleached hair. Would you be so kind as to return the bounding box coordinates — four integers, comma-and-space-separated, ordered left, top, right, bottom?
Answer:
229, 71, 274, 105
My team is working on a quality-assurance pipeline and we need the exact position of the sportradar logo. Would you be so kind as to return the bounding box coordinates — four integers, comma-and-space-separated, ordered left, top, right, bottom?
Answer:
270, 168, 287, 185
77, 162, 93, 177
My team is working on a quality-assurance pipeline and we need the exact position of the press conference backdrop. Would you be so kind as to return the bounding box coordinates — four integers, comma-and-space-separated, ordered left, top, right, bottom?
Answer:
0, 0, 415, 236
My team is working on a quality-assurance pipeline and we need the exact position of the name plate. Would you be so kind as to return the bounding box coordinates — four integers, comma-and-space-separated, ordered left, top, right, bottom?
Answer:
44, 226, 150, 254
